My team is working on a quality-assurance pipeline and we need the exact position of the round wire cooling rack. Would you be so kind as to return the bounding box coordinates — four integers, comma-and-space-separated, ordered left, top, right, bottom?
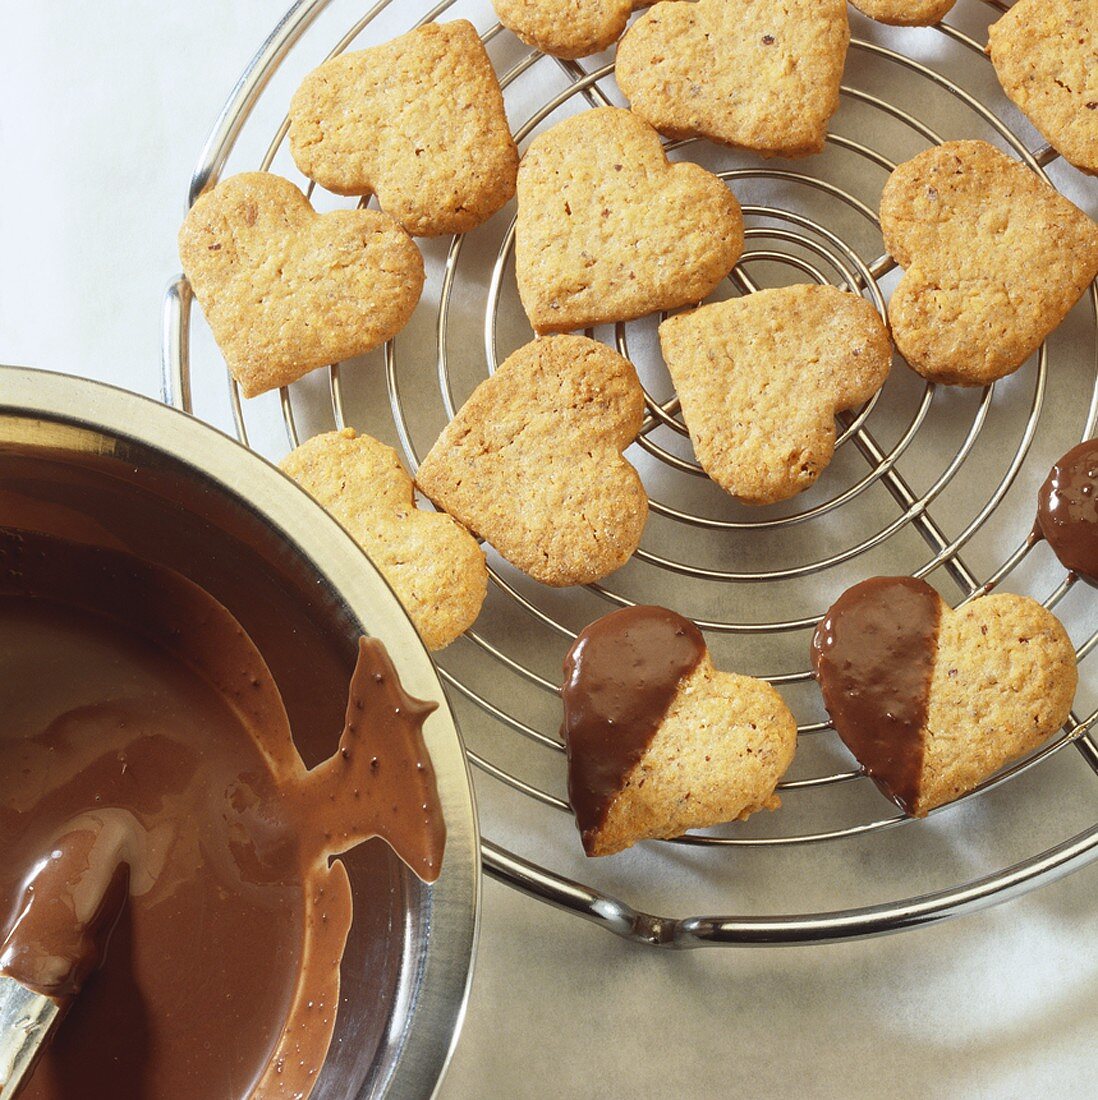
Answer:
163, 0, 1098, 947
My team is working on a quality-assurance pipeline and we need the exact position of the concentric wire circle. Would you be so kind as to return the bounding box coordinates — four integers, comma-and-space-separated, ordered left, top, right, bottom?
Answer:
163, 0, 1098, 945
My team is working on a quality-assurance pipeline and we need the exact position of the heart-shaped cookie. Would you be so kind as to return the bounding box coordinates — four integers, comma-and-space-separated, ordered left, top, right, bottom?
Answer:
179, 172, 424, 398
658, 285, 892, 504
415, 335, 647, 586
493, 0, 662, 59
562, 605, 798, 856
849, 0, 956, 25
515, 107, 744, 334
616, 0, 850, 157
289, 21, 519, 236
813, 577, 1077, 816
281, 428, 487, 651
989, 0, 1098, 177
880, 141, 1098, 386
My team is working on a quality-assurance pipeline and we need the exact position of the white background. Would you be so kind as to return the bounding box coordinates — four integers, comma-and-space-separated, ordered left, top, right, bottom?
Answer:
1, 3, 1096, 1098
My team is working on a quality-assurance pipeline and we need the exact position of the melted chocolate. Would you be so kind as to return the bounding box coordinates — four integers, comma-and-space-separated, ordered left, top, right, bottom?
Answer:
0, 817, 130, 1000
811, 577, 942, 815
560, 605, 706, 853
0, 525, 444, 1100
1036, 438, 1098, 585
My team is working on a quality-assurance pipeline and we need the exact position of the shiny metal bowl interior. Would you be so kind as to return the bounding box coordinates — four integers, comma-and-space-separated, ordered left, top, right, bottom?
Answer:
163, 0, 1098, 948
0, 365, 480, 1098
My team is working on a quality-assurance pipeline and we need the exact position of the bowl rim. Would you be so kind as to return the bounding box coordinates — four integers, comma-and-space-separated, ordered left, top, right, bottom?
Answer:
0, 363, 481, 1100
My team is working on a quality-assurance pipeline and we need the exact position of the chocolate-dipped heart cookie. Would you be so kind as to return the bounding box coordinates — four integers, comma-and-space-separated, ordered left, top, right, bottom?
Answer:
562, 605, 797, 856
812, 577, 1077, 815
415, 335, 647, 586
179, 172, 424, 397
515, 108, 744, 334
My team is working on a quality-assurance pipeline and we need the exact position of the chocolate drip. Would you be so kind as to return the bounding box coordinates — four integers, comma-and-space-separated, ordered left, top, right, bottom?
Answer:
561, 605, 706, 852
292, 638, 444, 884
1036, 438, 1098, 585
0, 526, 445, 1099
811, 577, 942, 814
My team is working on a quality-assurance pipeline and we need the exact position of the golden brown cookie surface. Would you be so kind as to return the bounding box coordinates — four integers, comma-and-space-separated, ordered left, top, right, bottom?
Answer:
659, 285, 892, 505
415, 335, 647, 587
616, 0, 850, 157
848, 0, 955, 26
880, 141, 1098, 386
179, 172, 424, 398
562, 605, 797, 857
289, 20, 518, 236
989, 0, 1098, 177
515, 108, 743, 333
281, 428, 486, 651
493, 0, 658, 59
813, 577, 1077, 816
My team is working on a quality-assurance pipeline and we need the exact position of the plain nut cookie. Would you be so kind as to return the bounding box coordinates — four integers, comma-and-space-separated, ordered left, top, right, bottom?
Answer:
416, 335, 648, 587
880, 140, 1098, 385
989, 0, 1098, 177
179, 172, 423, 398
849, 0, 956, 26
289, 20, 518, 236
659, 285, 892, 504
493, 0, 668, 59
616, 0, 850, 158
282, 428, 487, 651
516, 107, 743, 333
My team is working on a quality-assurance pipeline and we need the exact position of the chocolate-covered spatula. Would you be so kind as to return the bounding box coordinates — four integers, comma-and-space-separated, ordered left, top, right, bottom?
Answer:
0, 818, 131, 1097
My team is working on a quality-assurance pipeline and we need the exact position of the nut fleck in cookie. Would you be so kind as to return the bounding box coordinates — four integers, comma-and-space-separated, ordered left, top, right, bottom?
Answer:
516, 108, 743, 334
848, 0, 956, 26
616, 0, 850, 158
493, 0, 661, 59
179, 172, 424, 398
416, 335, 647, 587
989, 0, 1098, 177
281, 428, 486, 651
813, 577, 1077, 816
562, 605, 797, 856
659, 285, 892, 505
289, 21, 518, 236
880, 141, 1098, 386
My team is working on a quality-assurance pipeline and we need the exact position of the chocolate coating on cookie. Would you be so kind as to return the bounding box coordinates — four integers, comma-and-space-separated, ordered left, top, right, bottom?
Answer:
561, 605, 705, 848
1036, 438, 1098, 585
812, 577, 942, 814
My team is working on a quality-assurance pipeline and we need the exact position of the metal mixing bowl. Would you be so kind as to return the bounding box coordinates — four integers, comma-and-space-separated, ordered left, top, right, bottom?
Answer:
0, 364, 480, 1099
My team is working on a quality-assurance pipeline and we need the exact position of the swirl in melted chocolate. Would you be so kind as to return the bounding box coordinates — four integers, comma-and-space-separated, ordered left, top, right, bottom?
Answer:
1036, 438, 1098, 585
811, 577, 942, 815
0, 526, 444, 1100
560, 605, 706, 853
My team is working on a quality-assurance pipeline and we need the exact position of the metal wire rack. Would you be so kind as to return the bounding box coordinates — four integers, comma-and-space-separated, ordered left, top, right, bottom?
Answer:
163, 0, 1098, 947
